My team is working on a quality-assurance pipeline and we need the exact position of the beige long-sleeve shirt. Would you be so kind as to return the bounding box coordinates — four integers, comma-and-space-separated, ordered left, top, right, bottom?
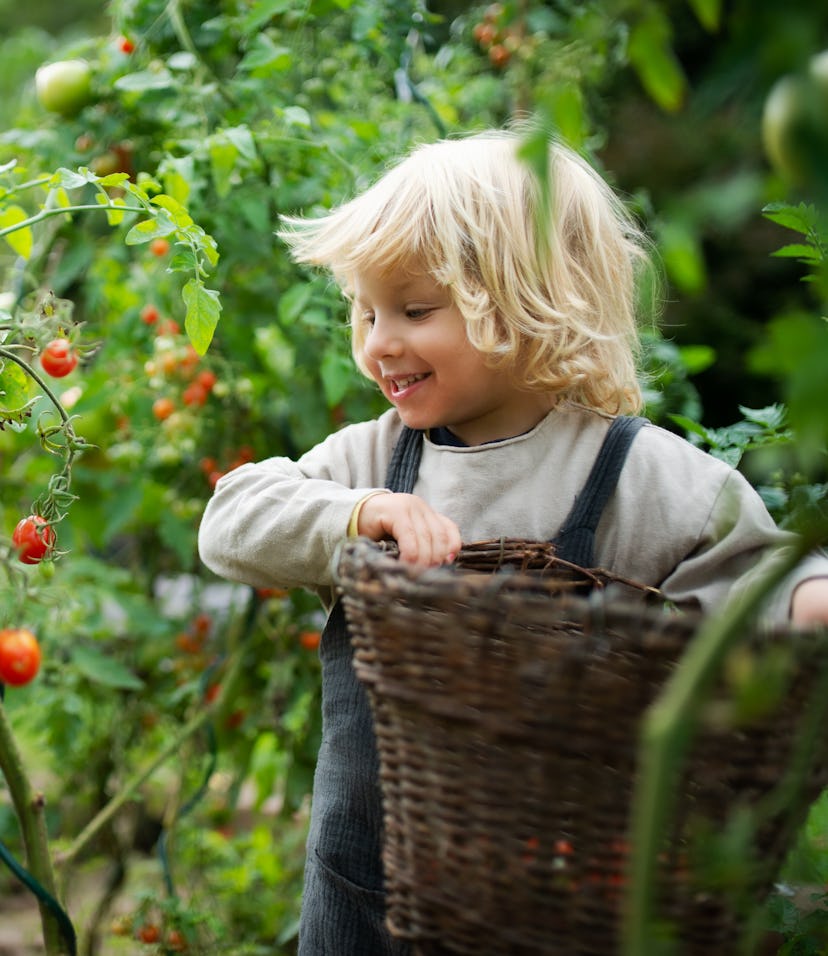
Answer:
197, 404, 828, 620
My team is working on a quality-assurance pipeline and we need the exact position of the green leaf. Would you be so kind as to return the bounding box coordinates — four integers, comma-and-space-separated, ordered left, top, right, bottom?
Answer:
0, 359, 32, 415
320, 346, 352, 406
656, 219, 706, 294
182, 278, 221, 355
628, 11, 686, 112
124, 212, 176, 244
209, 140, 239, 199
277, 283, 313, 324
223, 125, 258, 162
0, 204, 32, 259
50, 167, 95, 190
71, 645, 144, 690
238, 34, 292, 73
771, 243, 822, 262
150, 194, 194, 228
114, 68, 175, 92
761, 202, 818, 236
677, 344, 716, 375
241, 0, 294, 33
687, 0, 721, 30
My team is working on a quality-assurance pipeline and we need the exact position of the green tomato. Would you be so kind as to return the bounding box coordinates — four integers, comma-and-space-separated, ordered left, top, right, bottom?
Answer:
35, 59, 92, 116
762, 51, 828, 188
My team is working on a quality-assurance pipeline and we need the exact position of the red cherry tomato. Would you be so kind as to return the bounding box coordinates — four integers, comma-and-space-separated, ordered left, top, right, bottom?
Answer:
152, 397, 175, 421
117, 35, 136, 54
182, 382, 208, 407
40, 338, 78, 378
0, 628, 42, 686
150, 237, 170, 257
137, 923, 160, 944
12, 515, 55, 564
140, 304, 160, 325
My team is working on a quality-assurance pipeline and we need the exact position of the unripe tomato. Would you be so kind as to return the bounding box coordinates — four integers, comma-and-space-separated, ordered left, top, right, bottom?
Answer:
762, 50, 828, 187
40, 338, 78, 378
35, 59, 92, 116
0, 628, 42, 686
12, 514, 55, 564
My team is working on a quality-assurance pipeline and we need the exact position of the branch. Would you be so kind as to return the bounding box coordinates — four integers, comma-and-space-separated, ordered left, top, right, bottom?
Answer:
0, 700, 71, 954
0, 204, 145, 239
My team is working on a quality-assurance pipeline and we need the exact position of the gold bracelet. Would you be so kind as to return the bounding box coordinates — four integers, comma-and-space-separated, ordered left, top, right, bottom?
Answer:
347, 490, 391, 538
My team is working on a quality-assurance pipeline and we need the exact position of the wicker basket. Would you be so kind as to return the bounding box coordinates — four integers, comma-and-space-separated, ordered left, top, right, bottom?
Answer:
336, 537, 828, 956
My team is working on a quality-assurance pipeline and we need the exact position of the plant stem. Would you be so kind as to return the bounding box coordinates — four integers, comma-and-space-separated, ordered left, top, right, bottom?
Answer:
0, 204, 145, 239
0, 700, 69, 954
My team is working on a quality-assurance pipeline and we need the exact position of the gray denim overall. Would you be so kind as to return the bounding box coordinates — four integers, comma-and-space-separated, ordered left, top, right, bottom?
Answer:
297, 416, 644, 955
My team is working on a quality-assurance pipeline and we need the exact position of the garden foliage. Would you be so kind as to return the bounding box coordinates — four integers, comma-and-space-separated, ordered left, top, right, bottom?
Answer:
0, 1, 827, 953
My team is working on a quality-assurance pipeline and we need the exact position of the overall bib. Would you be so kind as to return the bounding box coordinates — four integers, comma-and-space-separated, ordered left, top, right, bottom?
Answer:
297, 416, 645, 955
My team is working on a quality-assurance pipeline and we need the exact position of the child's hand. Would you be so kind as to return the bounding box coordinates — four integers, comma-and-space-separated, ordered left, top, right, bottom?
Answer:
357, 492, 462, 567
791, 578, 828, 627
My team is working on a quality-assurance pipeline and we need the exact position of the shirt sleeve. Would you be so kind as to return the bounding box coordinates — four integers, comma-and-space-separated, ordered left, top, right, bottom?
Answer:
197, 414, 400, 592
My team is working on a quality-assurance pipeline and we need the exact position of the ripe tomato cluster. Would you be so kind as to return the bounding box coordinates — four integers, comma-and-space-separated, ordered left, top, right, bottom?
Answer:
0, 628, 42, 686
471, 3, 519, 69
40, 338, 79, 378
144, 320, 220, 422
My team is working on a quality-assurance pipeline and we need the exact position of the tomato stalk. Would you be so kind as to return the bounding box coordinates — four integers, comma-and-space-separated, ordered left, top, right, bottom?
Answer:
0, 700, 73, 955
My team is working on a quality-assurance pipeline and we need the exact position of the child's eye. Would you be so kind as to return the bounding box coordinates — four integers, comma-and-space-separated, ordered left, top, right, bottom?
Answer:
405, 307, 430, 320
361, 311, 375, 326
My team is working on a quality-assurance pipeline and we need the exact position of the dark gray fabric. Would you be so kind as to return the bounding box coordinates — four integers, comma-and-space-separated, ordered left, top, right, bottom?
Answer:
297, 417, 643, 954
297, 435, 422, 956
554, 415, 645, 567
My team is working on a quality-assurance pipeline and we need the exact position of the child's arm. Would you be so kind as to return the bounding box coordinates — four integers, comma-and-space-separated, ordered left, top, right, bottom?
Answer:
356, 492, 461, 568
790, 577, 828, 627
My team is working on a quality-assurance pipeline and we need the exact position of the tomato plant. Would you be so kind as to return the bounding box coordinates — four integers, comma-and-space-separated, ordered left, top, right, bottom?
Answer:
39, 338, 78, 378
0, 628, 42, 686
12, 515, 55, 564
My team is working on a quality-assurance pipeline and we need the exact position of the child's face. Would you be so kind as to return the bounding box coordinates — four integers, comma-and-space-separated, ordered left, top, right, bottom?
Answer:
354, 261, 553, 446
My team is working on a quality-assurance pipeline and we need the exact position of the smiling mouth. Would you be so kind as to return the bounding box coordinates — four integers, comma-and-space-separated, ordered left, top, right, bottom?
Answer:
389, 373, 429, 395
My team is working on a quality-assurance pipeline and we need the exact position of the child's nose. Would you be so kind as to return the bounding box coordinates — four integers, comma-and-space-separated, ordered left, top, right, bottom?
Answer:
364, 316, 403, 359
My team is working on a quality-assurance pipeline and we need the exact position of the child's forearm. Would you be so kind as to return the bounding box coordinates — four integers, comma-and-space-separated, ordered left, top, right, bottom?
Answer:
197, 458, 369, 590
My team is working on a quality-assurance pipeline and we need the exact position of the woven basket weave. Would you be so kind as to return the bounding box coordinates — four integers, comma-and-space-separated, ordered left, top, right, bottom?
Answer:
336, 537, 828, 956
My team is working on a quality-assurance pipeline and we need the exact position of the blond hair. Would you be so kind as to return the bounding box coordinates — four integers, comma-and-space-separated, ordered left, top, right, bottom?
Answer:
278, 129, 656, 414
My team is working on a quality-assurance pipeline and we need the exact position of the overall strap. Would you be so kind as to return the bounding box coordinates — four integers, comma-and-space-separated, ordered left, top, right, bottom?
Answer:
385, 427, 424, 494
553, 415, 645, 567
